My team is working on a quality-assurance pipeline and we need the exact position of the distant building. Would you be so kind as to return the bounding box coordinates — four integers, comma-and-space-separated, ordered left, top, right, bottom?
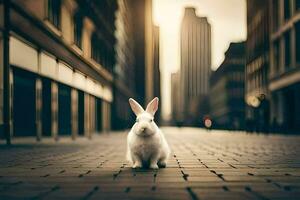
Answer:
177, 7, 211, 126
269, 0, 300, 133
210, 42, 246, 130
171, 72, 180, 125
112, 0, 157, 129
245, 0, 270, 132
153, 25, 161, 124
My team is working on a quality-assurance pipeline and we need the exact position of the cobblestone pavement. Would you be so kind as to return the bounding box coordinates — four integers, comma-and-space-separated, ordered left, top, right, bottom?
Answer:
0, 127, 300, 200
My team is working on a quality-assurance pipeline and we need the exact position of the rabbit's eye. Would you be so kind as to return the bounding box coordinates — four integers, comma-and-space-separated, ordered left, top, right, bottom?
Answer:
149, 119, 153, 122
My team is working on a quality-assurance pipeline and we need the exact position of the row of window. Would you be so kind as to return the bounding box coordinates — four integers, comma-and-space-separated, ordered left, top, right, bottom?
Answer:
227, 72, 244, 82
91, 34, 114, 71
47, 0, 114, 71
210, 90, 244, 113
284, 0, 300, 20
228, 88, 244, 98
272, 21, 300, 74
246, 69, 267, 92
272, 0, 300, 31
48, 0, 61, 29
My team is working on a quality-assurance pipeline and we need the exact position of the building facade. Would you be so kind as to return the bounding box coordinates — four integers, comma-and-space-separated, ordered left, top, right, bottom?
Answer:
178, 7, 211, 126
152, 25, 161, 124
113, 0, 137, 130
129, 0, 155, 107
0, 0, 117, 143
210, 42, 246, 130
245, 0, 270, 132
171, 72, 180, 125
112, 0, 158, 130
269, 0, 300, 133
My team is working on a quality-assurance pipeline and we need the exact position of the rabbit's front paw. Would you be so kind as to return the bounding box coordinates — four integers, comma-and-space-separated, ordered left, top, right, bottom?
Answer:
158, 160, 167, 168
149, 163, 159, 169
132, 161, 142, 169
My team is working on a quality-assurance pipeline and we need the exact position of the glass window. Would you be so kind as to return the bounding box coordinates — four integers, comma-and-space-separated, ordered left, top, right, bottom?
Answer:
99, 45, 105, 67
296, 22, 300, 64
272, 0, 279, 31
284, 31, 291, 68
74, 13, 83, 49
296, 0, 300, 11
48, 0, 61, 29
273, 40, 280, 73
91, 33, 100, 64
91, 33, 113, 71
284, 0, 291, 20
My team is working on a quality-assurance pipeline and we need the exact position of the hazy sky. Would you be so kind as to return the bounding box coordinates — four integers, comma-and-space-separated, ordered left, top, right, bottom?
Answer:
152, 0, 247, 119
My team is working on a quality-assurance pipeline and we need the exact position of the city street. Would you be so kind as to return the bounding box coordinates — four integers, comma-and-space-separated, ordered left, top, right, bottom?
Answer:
0, 127, 300, 200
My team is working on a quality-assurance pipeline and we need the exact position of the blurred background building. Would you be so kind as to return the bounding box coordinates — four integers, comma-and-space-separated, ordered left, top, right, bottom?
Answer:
171, 1, 300, 133
0, 0, 160, 142
171, 1, 300, 134
113, 0, 136, 130
171, 72, 180, 126
112, 0, 160, 130
269, 0, 300, 133
112, 0, 160, 129
0, 0, 117, 141
210, 42, 246, 130
152, 25, 161, 125
245, 0, 300, 134
245, 0, 270, 132
172, 7, 211, 126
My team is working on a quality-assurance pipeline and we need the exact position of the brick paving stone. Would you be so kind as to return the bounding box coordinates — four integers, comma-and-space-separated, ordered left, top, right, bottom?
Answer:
0, 127, 300, 199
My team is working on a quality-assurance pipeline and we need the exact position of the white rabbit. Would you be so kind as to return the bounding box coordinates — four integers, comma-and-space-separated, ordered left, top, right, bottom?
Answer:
126, 97, 170, 169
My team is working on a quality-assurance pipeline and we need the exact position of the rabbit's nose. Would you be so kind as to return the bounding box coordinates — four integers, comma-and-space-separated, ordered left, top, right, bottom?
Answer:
141, 128, 145, 132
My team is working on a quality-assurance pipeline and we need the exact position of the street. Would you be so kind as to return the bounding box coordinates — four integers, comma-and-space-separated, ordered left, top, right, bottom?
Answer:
0, 127, 300, 200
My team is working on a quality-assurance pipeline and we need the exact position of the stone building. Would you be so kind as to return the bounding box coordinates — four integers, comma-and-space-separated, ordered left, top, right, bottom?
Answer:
171, 72, 181, 125
210, 42, 246, 130
0, 0, 117, 142
152, 25, 161, 124
112, 0, 159, 129
245, 0, 270, 132
269, 0, 300, 133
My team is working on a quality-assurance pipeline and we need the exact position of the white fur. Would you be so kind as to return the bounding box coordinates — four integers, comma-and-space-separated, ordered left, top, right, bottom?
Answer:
127, 97, 170, 169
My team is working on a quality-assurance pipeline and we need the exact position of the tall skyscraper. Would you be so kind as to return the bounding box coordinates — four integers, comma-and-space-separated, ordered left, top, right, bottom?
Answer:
177, 7, 211, 125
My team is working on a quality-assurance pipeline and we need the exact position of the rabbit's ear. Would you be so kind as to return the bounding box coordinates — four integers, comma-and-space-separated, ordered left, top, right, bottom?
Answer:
146, 97, 159, 116
129, 98, 144, 116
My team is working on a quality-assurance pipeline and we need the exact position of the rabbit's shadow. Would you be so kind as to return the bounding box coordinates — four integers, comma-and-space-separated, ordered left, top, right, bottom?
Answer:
129, 167, 159, 172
